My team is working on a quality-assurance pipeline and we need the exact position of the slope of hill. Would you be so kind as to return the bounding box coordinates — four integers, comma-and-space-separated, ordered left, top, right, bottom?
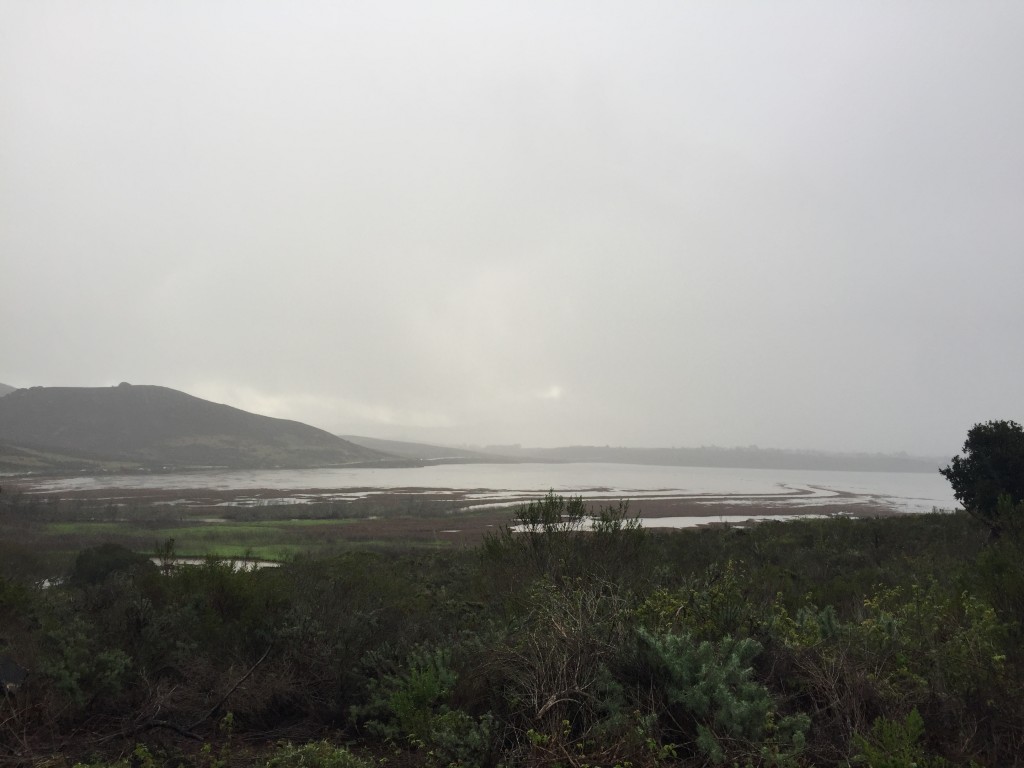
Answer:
0, 383, 16, 397
341, 435, 514, 463
0, 384, 392, 472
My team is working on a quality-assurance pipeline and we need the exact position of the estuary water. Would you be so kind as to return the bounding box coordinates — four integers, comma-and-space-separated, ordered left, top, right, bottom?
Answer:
26, 462, 957, 514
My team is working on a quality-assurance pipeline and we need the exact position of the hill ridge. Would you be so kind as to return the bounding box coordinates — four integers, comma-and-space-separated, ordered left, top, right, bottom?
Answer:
0, 384, 391, 471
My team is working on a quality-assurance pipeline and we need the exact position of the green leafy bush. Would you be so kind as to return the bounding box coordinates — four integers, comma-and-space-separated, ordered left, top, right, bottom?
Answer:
639, 628, 808, 765
852, 709, 952, 768
350, 644, 492, 766
261, 740, 371, 768
855, 580, 1006, 704
37, 591, 133, 707
638, 560, 756, 640
973, 496, 1024, 643
70, 542, 155, 585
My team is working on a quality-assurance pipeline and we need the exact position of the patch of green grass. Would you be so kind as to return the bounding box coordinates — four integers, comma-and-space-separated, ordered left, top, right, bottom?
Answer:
339, 538, 455, 550
47, 520, 353, 538
157, 524, 282, 538
42, 519, 365, 561
23, 502, 474, 570
265, 518, 360, 527
47, 522, 133, 535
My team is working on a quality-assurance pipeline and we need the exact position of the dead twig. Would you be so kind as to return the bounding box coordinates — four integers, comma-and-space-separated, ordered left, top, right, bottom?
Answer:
188, 644, 273, 731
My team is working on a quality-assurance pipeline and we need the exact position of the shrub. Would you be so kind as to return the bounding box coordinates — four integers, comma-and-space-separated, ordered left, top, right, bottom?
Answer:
972, 496, 1024, 642
484, 579, 642, 766
482, 491, 647, 592
852, 709, 953, 768
70, 543, 155, 586
350, 643, 492, 766
639, 628, 808, 766
638, 560, 756, 641
261, 740, 371, 768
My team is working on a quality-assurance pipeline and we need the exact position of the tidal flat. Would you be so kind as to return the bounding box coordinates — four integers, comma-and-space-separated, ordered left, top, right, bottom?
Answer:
2, 462, 956, 564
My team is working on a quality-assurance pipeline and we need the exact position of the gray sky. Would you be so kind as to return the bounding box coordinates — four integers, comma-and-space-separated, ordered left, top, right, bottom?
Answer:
2, 2, 1022, 455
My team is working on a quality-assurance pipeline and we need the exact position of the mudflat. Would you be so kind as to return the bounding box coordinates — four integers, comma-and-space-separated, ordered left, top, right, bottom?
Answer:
10, 481, 899, 548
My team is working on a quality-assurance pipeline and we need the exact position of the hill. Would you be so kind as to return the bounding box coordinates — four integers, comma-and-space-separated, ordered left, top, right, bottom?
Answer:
0, 383, 16, 397
343, 436, 944, 473
0, 384, 393, 472
341, 435, 514, 463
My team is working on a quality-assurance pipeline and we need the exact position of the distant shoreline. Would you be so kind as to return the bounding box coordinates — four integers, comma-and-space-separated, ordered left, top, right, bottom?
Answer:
1, 450, 944, 478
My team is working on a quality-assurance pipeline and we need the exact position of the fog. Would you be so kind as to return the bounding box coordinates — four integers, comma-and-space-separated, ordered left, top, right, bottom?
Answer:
2, 2, 1022, 455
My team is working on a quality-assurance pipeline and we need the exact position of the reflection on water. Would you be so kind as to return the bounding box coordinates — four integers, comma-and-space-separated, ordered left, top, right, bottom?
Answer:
513, 513, 833, 532
151, 557, 280, 571
637, 514, 832, 528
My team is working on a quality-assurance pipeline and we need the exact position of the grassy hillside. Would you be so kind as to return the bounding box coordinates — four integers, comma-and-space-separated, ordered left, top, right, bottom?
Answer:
0, 384, 392, 471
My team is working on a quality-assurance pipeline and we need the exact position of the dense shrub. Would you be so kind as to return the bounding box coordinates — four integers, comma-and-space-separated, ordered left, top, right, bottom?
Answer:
261, 740, 371, 768
349, 643, 493, 766
70, 542, 156, 585
639, 628, 809, 766
5, 504, 1024, 766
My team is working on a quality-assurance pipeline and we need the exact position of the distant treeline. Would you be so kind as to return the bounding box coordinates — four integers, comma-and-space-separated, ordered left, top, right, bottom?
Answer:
492, 444, 944, 473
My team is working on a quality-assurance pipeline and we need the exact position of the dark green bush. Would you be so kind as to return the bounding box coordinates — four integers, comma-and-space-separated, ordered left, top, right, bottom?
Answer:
261, 740, 371, 768
70, 542, 155, 585
639, 628, 808, 766
350, 643, 493, 766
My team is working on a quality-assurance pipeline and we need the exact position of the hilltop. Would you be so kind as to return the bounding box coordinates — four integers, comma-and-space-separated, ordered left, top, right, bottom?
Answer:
0, 384, 392, 472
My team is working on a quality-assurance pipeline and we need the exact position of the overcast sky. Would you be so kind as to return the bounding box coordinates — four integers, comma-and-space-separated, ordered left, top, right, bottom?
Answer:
2, 2, 1022, 455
